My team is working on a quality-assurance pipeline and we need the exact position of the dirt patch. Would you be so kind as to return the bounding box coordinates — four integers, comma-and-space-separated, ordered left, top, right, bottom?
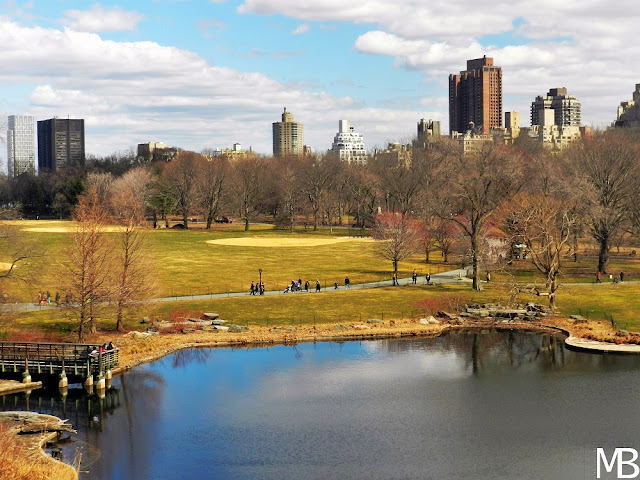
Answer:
22, 226, 126, 233
206, 236, 374, 247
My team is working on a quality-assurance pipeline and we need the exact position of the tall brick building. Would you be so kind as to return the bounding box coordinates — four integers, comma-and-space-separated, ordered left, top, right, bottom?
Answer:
449, 56, 502, 135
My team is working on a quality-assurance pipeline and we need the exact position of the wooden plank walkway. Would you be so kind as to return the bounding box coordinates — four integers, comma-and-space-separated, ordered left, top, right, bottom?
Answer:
0, 342, 119, 381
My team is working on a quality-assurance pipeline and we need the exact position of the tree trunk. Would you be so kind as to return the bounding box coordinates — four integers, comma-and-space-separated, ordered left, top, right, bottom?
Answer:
597, 239, 609, 274
471, 234, 481, 290
548, 274, 558, 310
116, 301, 124, 332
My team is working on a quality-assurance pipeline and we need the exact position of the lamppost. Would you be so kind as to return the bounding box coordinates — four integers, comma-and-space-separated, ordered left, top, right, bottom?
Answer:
259, 268, 262, 294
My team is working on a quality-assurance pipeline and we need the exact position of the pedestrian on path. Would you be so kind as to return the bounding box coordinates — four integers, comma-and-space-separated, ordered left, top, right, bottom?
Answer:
316, 280, 321, 292
426, 273, 431, 285
486, 272, 491, 283
305, 280, 310, 292
334, 281, 339, 290
620, 271, 625, 283
412, 269, 417, 284
250, 282, 255, 295
596, 271, 601, 283
345, 276, 350, 289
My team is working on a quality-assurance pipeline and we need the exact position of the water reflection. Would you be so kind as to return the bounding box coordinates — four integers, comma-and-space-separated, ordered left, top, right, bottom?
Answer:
2, 330, 640, 480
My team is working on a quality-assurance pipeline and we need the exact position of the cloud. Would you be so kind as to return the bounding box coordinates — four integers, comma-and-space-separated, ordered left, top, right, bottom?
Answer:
61, 4, 145, 32
237, 0, 640, 130
197, 19, 227, 39
0, 17, 423, 156
291, 23, 310, 35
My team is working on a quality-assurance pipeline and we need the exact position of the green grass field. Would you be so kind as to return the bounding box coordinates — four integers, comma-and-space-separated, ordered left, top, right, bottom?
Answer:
3, 219, 640, 339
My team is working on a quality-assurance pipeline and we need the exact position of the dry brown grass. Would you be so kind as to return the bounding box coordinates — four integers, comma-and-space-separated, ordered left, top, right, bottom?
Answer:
0, 421, 76, 480
541, 316, 640, 344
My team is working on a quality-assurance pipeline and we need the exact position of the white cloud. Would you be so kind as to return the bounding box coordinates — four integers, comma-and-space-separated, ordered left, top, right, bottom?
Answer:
61, 4, 145, 32
291, 23, 310, 35
238, 0, 640, 131
0, 17, 423, 156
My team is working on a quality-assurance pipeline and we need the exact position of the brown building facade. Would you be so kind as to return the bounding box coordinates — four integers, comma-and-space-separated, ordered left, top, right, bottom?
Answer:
449, 56, 502, 135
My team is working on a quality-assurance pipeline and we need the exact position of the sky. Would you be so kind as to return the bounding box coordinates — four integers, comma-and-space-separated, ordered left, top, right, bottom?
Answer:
0, 0, 639, 165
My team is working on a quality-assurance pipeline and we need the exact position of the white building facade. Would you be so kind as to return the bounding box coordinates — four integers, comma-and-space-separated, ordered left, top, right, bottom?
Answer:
330, 120, 367, 163
7, 114, 36, 177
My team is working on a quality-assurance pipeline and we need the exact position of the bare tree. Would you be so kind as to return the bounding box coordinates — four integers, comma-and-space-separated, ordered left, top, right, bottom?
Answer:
110, 168, 155, 332
197, 157, 228, 229
372, 212, 422, 274
435, 144, 523, 290
566, 131, 639, 273
299, 155, 340, 231
232, 156, 264, 231
501, 192, 577, 310
65, 188, 113, 342
164, 152, 202, 228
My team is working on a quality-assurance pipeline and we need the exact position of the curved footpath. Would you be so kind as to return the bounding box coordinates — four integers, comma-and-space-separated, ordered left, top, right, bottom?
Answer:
565, 336, 640, 353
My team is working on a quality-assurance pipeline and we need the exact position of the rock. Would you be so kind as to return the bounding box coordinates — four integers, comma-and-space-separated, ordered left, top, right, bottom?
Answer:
619, 329, 628, 336
212, 325, 229, 331
332, 324, 348, 331
272, 327, 296, 333
182, 328, 196, 334
141, 316, 150, 324
228, 324, 248, 333
570, 314, 587, 323
128, 331, 153, 340
367, 319, 383, 324
419, 316, 440, 325
201, 313, 220, 321
211, 319, 228, 326
437, 311, 456, 320
351, 324, 370, 330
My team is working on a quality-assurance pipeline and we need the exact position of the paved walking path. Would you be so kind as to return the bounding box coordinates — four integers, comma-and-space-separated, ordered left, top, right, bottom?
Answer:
1, 268, 473, 313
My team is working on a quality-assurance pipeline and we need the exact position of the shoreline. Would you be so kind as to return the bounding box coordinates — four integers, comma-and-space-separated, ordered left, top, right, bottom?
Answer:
111, 318, 566, 375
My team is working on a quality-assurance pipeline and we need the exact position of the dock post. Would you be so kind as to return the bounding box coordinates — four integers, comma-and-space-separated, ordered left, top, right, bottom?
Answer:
84, 374, 93, 389
59, 371, 68, 389
96, 373, 106, 391
22, 358, 31, 384
105, 369, 112, 388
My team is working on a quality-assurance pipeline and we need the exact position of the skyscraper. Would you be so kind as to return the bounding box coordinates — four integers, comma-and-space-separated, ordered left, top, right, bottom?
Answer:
330, 120, 367, 163
272, 108, 303, 157
37, 118, 85, 171
6, 114, 36, 177
531, 88, 581, 127
449, 56, 502, 135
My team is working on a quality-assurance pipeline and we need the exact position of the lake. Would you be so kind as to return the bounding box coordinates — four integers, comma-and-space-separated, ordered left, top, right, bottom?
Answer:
3, 329, 640, 479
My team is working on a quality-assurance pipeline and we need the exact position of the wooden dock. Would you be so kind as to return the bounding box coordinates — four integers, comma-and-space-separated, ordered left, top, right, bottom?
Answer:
0, 342, 119, 385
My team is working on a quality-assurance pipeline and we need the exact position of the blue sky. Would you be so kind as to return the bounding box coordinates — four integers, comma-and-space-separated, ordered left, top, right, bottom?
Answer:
1, 0, 638, 163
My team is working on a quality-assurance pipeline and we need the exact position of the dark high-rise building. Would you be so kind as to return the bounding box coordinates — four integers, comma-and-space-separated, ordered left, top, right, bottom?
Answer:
449, 56, 502, 135
37, 118, 85, 171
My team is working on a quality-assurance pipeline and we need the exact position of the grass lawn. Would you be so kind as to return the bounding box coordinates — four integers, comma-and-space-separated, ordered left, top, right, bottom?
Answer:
4, 220, 640, 341
0, 220, 452, 303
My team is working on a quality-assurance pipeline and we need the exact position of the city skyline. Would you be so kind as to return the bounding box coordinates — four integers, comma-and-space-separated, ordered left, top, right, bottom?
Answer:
0, 1, 638, 166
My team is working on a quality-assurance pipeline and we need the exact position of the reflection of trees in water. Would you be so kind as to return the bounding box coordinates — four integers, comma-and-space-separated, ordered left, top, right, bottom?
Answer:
378, 329, 640, 375
170, 348, 211, 368
86, 369, 165, 480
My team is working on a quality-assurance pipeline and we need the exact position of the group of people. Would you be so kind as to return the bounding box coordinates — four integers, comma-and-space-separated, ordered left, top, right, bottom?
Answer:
89, 342, 116, 358
596, 271, 625, 283
249, 281, 265, 295
37, 291, 60, 306
284, 279, 324, 293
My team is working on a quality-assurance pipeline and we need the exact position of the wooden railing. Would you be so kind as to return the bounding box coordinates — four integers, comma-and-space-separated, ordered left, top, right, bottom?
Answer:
0, 342, 119, 378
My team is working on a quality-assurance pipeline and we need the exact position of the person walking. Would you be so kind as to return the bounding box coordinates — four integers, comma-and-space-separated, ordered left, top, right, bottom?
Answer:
345, 276, 350, 289
426, 273, 431, 285
54, 292, 60, 306
412, 269, 417, 284
250, 281, 255, 295
486, 272, 491, 283
620, 271, 625, 283
316, 280, 321, 292
305, 280, 310, 292
596, 271, 601, 283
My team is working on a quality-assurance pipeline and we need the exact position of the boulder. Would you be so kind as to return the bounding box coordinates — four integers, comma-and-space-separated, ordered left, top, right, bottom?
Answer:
228, 324, 248, 333
569, 314, 587, 323
367, 319, 383, 324
332, 324, 348, 331
201, 313, 220, 321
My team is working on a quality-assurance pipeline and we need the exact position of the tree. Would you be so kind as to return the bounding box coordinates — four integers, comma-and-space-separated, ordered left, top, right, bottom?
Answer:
164, 152, 202, 228
435, 144, 522, 290
65, 189, 113, 342
110, 168, 155, 332
231, 157, 264, 231
566, 131, 639, 273
433, 217, 460, 263
299, 155, 340, 231
372, 212, 422, 274
197, 157, 228, 229
0, 222, 43, 304
501, 192, 577, 310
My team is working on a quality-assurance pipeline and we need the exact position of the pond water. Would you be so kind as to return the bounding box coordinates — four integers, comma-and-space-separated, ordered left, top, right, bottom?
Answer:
3, 329, 640, 480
